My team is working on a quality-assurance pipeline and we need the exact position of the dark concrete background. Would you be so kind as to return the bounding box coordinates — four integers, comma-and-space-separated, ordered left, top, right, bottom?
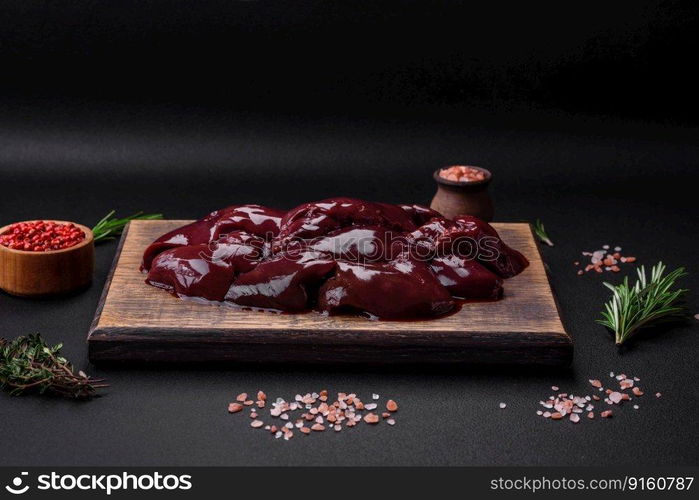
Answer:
1, 103, 698, 465
1, 0, 698, 466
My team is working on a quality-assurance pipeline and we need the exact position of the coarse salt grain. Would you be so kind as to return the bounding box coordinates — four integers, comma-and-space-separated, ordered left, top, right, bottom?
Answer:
439, 165, 487, 183
533, 373, 658, 426
577, 246, 636, 276
620, 379, 634, 389
609, 392, 623, 404
231, 390, 401, 440
363, 413, 379, 424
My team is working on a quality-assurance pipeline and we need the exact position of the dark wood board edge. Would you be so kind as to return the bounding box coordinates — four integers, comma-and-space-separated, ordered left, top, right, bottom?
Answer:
88, 333, 573, 367
88, 325, 570, 345
87, 222, 131, 342
88, 325, 572, 366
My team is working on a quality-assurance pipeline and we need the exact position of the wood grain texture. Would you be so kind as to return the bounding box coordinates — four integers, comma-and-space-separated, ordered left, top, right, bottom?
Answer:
88, 220, 572, 366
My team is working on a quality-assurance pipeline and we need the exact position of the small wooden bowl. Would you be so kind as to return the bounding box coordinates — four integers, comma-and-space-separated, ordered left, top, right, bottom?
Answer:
0, 221, 94, 297
430, 166, 495, 221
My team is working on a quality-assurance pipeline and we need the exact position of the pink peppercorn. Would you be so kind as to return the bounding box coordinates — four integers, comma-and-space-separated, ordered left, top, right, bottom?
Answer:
0, 221, 86, 252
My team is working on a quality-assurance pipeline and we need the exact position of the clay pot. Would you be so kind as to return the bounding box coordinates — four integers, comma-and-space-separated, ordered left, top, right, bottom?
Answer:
430, 166, 494, 221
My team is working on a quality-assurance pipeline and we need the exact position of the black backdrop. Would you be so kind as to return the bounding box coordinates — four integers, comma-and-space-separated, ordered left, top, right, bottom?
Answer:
1, 0, 698, 467
2, 0, 698, 123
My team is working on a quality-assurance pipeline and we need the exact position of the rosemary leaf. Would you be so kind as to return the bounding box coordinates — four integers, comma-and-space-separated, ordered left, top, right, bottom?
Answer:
92, 210, 163, 242
533, 219, 554, 246
597, 262, 688, 345
0, 334, 107, 399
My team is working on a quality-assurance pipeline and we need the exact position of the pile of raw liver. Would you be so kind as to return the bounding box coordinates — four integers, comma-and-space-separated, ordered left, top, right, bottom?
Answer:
141, 198, 528, 319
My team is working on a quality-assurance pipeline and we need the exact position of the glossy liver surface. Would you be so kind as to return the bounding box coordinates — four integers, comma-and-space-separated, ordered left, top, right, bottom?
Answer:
142, 198, 528, 319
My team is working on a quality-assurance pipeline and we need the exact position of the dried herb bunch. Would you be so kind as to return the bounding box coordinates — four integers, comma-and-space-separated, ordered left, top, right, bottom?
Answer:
0, 334, 107, 398
598, 262, 688, 345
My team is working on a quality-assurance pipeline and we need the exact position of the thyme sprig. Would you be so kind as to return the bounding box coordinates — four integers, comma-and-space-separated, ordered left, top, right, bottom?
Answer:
533, 219, 553, 246
598, 262, 688, 345
0, 334, 107, 398
92, 210, 163, 242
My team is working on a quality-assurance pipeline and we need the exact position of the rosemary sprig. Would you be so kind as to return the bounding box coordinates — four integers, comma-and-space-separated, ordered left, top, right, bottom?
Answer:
0, 334, 107, 398
533, 219, 553, 246
92, 210, 163, 242
597, 262, 688, 345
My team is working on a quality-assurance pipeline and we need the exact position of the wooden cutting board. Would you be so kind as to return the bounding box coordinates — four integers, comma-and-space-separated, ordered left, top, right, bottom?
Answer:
88, 220, 572, 366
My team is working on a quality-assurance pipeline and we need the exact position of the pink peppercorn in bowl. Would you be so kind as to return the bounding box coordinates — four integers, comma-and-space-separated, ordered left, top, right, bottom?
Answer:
0, 220, 94, 297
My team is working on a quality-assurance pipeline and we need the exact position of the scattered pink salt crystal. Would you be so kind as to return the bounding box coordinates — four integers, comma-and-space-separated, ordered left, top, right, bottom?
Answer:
609, 392, 623, 404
